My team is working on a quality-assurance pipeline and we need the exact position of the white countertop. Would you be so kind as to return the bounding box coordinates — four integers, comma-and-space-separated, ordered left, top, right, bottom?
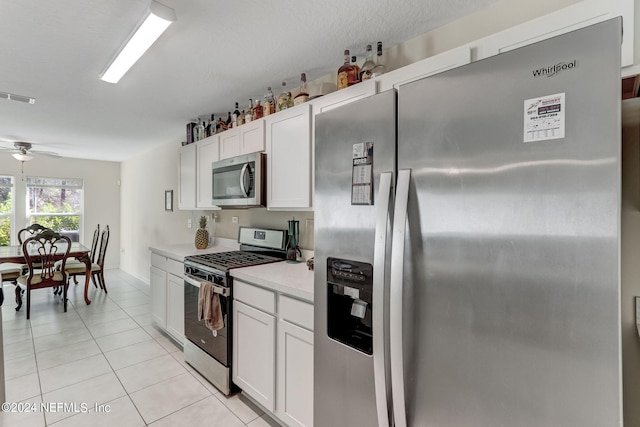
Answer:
149, 238, 239, 261
231, 261, 314, 303
150, 239, 315, 303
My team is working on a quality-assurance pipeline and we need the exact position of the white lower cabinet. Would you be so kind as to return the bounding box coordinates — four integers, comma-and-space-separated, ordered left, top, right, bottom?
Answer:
277, 319, 314, 427
150, 265, 167, 329
233, 280, 314, 426
150, 252, 185, 345
166, 272, 185, 345
233, 300, 276, 411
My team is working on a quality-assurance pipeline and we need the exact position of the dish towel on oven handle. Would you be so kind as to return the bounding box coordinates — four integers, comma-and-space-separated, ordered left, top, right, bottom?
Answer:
197, 281, 225, 335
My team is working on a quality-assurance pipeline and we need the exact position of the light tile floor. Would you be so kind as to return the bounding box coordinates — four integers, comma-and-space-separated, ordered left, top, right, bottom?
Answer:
1, 269, 280, 427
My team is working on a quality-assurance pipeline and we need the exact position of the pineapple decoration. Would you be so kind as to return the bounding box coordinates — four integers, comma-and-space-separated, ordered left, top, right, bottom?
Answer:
195, 216, 209, 249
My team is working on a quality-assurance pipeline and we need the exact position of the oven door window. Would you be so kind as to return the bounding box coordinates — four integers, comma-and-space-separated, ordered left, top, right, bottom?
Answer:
184, 280, 230, 367
212, 162, 255, 200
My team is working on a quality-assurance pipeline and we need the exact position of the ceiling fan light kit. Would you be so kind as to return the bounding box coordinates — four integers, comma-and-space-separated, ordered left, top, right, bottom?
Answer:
99, 0, 176, 84
12, 152, 33, 162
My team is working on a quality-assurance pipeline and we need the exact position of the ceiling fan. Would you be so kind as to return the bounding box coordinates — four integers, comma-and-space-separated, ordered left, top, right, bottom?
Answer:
0, 141, 60, 162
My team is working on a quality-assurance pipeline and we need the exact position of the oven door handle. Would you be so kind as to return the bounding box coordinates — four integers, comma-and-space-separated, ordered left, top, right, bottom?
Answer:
184, 273, 230, 297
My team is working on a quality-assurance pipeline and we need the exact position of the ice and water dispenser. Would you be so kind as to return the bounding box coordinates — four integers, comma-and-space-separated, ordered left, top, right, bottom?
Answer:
326, 257, 373, 354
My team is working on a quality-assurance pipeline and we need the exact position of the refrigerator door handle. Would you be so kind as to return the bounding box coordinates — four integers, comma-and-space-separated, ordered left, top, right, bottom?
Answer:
373, 171, 393, 427
390, 169, 410, 427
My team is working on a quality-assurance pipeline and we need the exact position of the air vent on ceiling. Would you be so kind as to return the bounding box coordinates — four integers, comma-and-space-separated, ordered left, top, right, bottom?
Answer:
0, 91, 36, 104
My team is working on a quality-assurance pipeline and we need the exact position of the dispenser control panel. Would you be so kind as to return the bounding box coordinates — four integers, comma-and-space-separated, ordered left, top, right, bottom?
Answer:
326, 257, 373, 354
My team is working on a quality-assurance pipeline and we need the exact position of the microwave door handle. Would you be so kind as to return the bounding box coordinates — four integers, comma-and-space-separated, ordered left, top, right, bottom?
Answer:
240, 163, 249, 197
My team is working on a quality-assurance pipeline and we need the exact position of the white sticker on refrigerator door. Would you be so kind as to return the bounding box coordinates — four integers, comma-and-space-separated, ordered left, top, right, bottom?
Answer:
523, 92, 565, 142
352, 142, 374, 205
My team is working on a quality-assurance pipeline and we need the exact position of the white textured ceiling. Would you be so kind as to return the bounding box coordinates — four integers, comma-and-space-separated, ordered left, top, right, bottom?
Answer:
0, 0, 498, 162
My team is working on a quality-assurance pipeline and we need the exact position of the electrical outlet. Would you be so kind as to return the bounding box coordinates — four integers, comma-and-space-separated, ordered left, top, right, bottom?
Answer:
232, 216, 239, 224
187, 218, 192, 228
213, 214, 219, 223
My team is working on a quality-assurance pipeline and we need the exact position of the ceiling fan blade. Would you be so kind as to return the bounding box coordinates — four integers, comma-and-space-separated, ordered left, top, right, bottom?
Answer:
31, 150, 61, 158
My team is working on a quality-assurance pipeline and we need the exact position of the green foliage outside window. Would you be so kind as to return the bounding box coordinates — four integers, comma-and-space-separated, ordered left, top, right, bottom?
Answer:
0, 187, 12, 246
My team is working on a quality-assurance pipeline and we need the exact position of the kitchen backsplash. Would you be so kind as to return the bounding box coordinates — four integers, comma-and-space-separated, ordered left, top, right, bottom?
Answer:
191, 209, 314, 250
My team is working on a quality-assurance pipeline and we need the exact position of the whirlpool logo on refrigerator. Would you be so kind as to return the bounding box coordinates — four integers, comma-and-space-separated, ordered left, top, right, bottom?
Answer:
532, 60, 576, 77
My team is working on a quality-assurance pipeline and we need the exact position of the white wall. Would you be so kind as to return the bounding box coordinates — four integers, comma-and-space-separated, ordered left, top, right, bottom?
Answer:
0, 155, 120, 269
120, 140, 194, 281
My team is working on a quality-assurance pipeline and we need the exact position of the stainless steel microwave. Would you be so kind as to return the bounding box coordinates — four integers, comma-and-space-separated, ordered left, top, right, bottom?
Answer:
211, 152, 265, 208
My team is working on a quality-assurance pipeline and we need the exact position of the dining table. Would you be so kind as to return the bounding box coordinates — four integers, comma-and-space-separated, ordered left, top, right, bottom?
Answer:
0, 242, 94, 306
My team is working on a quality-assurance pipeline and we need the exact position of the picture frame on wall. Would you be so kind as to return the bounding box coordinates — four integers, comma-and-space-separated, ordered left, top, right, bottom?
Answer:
165, 190, 173, 211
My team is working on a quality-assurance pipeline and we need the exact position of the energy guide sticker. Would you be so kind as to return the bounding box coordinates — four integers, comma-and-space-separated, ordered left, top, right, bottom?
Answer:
351, 142, 374, 205
523, 92, 565, 142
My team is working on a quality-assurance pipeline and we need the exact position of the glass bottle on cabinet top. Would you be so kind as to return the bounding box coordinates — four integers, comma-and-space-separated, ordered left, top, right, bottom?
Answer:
232, 102, 241, 128
294, 72, 309, 106
337, 49, 360, 89
277, 82, 293, 111
371, 41, 386, 78
252, 99, 263, 120
193, 119, 205, 141
263, 86, 275, 116
360, 44, 375, 81
244, 99, 253, 123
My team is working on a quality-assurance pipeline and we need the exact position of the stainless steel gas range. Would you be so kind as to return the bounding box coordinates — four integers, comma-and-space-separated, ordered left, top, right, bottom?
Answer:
183, 227, 287, 395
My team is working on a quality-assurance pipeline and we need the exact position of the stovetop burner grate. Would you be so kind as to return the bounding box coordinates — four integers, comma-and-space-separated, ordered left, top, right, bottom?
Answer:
185, 251, 283, 272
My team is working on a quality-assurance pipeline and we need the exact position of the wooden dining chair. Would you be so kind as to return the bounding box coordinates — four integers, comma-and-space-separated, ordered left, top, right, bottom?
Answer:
66, 224, 99, 286
65, 225, 110, 293
18, 223, 50, 244
2, 224, 52, 306
16, 229, 71, 319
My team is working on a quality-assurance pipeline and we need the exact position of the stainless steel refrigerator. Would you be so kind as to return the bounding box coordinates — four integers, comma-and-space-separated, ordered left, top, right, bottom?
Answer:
314, 18, 622, 427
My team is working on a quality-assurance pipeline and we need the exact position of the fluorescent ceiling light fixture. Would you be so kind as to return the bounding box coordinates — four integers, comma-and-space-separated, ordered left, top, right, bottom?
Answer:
100, 0, 176, 84
12, 153, 33, 162
0, 91, 36, 104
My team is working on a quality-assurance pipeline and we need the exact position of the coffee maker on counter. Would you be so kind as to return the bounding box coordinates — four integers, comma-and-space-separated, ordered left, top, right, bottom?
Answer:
286, 218, 302, 262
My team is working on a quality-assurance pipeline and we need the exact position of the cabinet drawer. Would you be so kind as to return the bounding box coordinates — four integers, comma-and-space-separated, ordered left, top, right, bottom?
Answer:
280, 295, 313, 331
166, 258, 184, 277
234, 280, 276, 314
150, 252, 168, 269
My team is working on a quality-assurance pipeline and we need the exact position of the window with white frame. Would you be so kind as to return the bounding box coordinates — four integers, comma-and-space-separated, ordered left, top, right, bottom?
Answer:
26, 177, 83, 242
0, 176, 15, 246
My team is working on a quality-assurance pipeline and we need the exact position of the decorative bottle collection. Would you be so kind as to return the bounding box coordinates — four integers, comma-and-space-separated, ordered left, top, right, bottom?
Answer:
185, 41, 386, 143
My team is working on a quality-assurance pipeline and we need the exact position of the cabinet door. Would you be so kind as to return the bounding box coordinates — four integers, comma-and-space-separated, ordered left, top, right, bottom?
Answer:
196, 136, 220, 208
277, 320, 314, 427
178, 144, 196, 210
219, 127, 240, 160
476, 0, 633, 67
310, 79, 376, 116
150, 265, 167, 329
266, 104, 311, 209
166, 273, 184, 345
233, 300, 276, 411
376, 46, 470, 92
239, 119, 265, 155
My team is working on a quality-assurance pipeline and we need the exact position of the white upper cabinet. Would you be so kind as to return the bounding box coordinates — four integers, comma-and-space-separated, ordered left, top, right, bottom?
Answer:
239, 119, 265, 155
178, 143, 196, 210
220, 120, 265, 160
310, 79, 377, 116
476, 0, 633, 67
265, 104, 312, 210
376, 46, 471, 92
196, 135, 220, 209
219, 127, 241, 160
